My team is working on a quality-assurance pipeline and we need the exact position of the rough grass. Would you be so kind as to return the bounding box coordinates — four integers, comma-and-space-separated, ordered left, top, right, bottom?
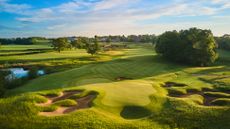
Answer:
204, 92, 230, 98
53, 99, 77, 107
211, 98, 230, 106
167, 87, 187, 96
39, 105, 58, 112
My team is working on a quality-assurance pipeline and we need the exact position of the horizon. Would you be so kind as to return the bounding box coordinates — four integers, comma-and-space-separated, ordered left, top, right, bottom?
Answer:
0, 0, 230, 38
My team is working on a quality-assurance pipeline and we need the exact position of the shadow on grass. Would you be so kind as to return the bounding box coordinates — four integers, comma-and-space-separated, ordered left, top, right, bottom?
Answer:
120, 106, 151, 119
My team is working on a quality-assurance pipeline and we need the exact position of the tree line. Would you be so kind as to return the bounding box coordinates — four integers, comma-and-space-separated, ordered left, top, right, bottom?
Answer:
215, 34, 230, 51
96, 34, 157, 43
156, 28, 218, 66
0, 37, 47, 45
52, 36, 100, 55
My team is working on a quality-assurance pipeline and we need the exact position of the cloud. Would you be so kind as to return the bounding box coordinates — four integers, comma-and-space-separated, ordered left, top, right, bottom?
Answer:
1, 0, 230, 37
94, 0, 137, 11
16, 8, 54, 23
0, 0, 31, 14
47, 24, 67, 30
210, 0, 230, 9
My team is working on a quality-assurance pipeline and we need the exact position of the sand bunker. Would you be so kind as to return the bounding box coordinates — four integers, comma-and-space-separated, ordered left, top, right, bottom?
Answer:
168, 89, 229, 106
37, 90, 96, 116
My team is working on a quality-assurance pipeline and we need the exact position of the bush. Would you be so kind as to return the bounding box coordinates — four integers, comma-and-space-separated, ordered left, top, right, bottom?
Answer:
28, 67, 39, 79
5, 77, 28, 89
211, 98, 230, 106
156, 28, 218, 66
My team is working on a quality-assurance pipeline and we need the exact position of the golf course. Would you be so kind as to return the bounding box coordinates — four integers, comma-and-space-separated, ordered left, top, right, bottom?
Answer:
0, 41, 229, 129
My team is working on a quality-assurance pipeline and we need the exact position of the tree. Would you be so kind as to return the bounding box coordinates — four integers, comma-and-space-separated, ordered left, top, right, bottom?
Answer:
106, 36, 111, 44
52, 38, 68, 52
28, 67, 38, 79
86, 36, 100, 56
156, 28, 218, 66
215, 35, 230, 51
71, 38, 86, 49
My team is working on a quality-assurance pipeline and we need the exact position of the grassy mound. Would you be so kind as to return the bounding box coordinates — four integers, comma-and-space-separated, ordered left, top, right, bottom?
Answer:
53, 99, 77, 107
211, 98, 230, 106
186, 94, 204, 105
167, 88, 187, 96
38, 91, 62, 97
39, 105, 58, 112
204, 92, 230, 98
69, 90, 98, 99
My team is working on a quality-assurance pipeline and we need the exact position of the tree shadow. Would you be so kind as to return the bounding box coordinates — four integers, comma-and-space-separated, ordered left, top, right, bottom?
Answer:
120, 106, 151, 119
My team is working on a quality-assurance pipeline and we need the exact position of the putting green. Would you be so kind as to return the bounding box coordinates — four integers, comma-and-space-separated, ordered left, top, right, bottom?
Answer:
84, 80, 156, 107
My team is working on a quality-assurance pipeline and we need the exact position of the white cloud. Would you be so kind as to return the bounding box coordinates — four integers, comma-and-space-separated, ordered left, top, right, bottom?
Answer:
17, 8, 54, 23
47, 24, 67, 30
1, 0, 230, 37
0, 0, 31, 14
94, 0, 136, 11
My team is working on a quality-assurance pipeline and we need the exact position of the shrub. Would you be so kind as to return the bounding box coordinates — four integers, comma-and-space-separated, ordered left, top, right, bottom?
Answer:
5, 77, 28, 89
28, 67, 39, 79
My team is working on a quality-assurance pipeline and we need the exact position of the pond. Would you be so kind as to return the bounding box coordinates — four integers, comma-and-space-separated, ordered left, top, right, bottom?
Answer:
5, 68, 45, 80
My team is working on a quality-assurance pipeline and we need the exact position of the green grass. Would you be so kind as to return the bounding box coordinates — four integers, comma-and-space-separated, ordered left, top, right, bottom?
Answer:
211, 98, 230, 106
0, 44, 229, 129
204, 92, 230, 98
53, 99, 77, 107
0, 45, 51, 51
39, 105, 58, 112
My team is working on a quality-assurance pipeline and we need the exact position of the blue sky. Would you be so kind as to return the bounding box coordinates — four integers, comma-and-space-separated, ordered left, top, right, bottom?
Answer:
0, 0, 230, 37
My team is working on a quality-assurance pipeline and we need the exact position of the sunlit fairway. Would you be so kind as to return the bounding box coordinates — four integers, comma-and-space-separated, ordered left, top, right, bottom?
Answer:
0, 43, 230, 129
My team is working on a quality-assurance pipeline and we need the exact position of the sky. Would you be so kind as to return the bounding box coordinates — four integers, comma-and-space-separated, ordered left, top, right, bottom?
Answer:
0, 0, 230, 38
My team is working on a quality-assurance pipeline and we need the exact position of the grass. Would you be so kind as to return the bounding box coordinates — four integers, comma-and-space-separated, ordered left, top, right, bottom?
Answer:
39, 105, 58, 112
167, 87, 187, 96
53, 99, 77, 107
211, 98, 230, 106
204, 92, 230, 98
0, 43, 229, 129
